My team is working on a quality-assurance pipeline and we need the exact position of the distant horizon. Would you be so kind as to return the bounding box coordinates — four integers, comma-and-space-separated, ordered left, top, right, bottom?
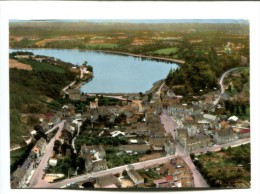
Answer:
10, 19, 249, 24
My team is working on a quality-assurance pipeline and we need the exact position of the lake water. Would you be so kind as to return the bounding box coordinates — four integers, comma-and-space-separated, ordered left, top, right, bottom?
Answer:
10, 49, 178, 93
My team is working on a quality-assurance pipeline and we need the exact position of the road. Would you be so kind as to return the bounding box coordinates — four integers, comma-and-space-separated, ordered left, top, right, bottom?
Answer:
33, 155, 175, 188
160, 110, 250, 186
156, 82, 165, 97
193, 137, 250, 156
213, 67, 247, 105
62, 81, 76, 95
28, 120, 66, 188
160, 110, 209, 187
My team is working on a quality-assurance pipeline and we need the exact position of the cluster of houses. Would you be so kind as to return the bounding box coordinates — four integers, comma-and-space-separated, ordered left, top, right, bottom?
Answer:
11, 80, 250, 188
165, 95, 250, 153
11, 138, 47, 188
79, 156, 193, 188
80, 145, 108, 173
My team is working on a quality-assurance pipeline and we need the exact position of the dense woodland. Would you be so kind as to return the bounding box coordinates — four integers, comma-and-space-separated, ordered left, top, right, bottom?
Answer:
10, 52, 76, 145
165, 47, 242, 96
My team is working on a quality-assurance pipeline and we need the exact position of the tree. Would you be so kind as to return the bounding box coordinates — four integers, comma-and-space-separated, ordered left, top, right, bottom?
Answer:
235, 104, 240, 115
87, 65, 93, 72
241, 104, 246, 114
190, 153, 195, 160
76, 157, 85, 174
82, 61, 88, 66
208, 47, 218, 69
229, 102, 235, 114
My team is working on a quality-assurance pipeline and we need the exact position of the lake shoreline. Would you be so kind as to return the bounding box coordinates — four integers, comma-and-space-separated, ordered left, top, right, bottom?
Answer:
10, 47, 185, 65
92, 50, 185, 65
10, 48, 178, 94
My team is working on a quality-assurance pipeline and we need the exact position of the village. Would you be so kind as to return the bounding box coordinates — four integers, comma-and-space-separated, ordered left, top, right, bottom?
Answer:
10, 63, 250, 188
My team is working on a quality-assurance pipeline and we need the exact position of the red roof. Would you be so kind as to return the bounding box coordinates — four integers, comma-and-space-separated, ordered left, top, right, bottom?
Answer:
153, 178, 167, 184
239, 128, 250, 134
165, 175, 173, 181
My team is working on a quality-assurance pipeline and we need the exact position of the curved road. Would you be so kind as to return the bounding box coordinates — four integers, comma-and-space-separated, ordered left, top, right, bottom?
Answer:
213, 67, 247, 105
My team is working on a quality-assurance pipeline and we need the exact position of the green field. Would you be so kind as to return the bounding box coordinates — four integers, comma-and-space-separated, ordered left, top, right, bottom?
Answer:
152, 47, 179, 55
17, 58, 65, 73
194, 144, 250, 188
85, 43, 118, 49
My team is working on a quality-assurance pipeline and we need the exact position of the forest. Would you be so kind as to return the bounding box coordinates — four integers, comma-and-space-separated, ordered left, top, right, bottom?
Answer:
10, 52, 76, 145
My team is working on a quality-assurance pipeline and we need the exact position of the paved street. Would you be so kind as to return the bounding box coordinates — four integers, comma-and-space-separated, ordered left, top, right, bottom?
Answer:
33, 155, 175, 188
160, 110, 209, 188
28, 120, 66, 188
213, 67, 247, 105
27, 108, 249, 189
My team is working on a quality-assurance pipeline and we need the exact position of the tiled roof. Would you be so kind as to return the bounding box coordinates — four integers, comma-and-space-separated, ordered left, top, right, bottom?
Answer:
153, 178, 167, 184
239, 128, 250, 134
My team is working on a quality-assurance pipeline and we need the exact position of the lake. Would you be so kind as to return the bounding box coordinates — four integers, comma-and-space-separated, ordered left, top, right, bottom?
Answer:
10, 49, 178, 93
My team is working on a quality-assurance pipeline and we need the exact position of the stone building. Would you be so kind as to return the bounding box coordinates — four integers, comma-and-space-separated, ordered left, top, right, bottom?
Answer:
68, 89, 81, 101
213, 128, 238, 144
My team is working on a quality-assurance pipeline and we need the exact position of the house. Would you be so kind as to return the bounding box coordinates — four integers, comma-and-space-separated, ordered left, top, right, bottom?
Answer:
92, 159, 108, 172
95, 174, 120, 188
149, 124, 165, 138
213, 128, 238, 144
203, 114, 218, 122
69, 89, 81, 101
159, 162, 175, 176
185, 135, 212, 153
238, 128, 250, 139
149, 137, 169, 151
177, 129, 212, 152
31, 137, 47, 159
153, 178, 168, 188
61, 104, 76, 118
164, 140, 176, 155
80, 145, 107, 173
220, 120, 231, 129
228, 115, 239, 122
90, 98, 99, 109
183, 120, 199, 137
127, 169, 144, 185
11, 157, 35, 188
125, 123, 149, 137
81, 145, 106, 159
167, 105, 201, 116
84, 155, 93, 173
49, 158, 58, 167
64, 121, 76, 134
